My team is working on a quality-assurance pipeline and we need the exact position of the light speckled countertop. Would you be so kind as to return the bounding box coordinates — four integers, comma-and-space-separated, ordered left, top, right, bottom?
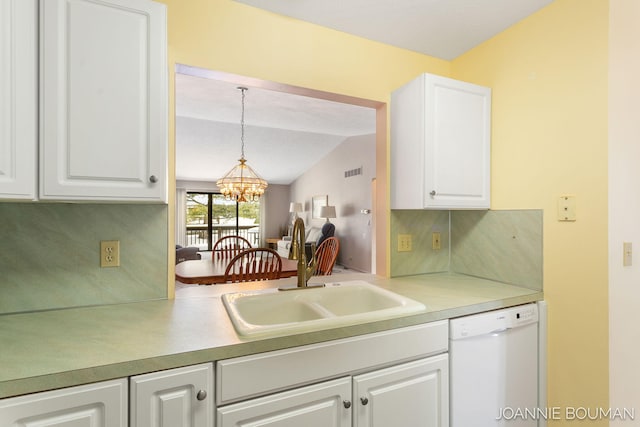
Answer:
0, 272, 542, 399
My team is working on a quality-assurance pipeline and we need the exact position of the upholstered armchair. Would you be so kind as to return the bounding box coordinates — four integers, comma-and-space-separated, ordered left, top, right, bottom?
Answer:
175, 245, 201, 264
276, 223, 336, 259
317, 222, 335, 246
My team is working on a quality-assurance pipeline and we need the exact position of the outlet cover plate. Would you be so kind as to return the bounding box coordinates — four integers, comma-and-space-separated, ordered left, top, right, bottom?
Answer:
100, 240, 120, 267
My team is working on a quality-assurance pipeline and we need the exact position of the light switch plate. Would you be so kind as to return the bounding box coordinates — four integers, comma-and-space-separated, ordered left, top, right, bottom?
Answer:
397, 234, 412, 252
623, 242, 632, 267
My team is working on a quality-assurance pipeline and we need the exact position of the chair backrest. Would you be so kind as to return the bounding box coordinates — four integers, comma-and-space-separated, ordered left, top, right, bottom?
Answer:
224, 248, 283, 283
212, 235, 252, 261
314, 237, 339, 276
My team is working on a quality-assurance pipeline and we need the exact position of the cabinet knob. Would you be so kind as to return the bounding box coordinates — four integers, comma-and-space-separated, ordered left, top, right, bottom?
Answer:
360, 397, 369, 405
343, 400, 352, 409
196, 390, 207, 401
149, 175, 158, 183
430, 190, 436, 197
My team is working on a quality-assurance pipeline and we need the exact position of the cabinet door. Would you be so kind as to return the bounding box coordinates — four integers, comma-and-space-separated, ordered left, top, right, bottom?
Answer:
0, 0, 37, 200
217, 377, 352, 427
424, 74, 491, 209
130, 363, 214, 427
0, 378, 127, 427
39, 0, 167, 202
353, 354, 449, 427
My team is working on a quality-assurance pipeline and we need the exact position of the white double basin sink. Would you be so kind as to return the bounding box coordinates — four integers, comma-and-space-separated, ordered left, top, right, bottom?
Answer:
222, 280, 427, 337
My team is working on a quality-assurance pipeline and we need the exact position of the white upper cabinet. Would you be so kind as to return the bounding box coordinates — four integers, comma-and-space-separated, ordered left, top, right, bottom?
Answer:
391, 73, 491, 209
0, 0, 37, 200
39, 0, 168, 202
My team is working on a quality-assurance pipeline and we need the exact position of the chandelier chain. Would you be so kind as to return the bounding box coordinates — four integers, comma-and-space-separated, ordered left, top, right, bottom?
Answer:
239, 87, 246, 159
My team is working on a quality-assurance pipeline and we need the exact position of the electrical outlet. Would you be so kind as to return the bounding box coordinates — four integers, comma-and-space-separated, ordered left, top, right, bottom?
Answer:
398, 234, 412, 252
100, 240, 120, 267
432, 232, 441, 250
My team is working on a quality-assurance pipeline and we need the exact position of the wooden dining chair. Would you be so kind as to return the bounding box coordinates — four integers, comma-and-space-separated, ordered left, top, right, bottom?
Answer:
224, 248, 283, 283
313, 237, 339, 276
212, 235, 252, 261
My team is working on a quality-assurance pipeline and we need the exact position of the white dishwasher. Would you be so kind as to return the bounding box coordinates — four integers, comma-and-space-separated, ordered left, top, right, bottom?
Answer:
450, 302, 546, 427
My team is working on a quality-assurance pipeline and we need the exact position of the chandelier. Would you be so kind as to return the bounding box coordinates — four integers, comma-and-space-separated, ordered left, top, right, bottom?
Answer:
216, 87, 268, 202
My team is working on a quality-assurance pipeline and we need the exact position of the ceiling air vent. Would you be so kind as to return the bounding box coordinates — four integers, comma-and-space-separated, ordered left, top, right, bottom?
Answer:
344, 167, 362, 178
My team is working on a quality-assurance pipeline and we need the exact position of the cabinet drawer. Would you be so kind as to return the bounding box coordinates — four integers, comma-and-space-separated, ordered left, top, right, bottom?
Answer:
217, 321, 448, 405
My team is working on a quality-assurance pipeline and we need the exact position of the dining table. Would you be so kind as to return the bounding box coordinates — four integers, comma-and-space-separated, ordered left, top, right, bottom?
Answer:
175, 256, 299, 285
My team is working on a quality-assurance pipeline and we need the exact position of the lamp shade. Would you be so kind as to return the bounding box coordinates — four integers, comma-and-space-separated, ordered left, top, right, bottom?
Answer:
319, 205, 336, 219
289, 202, 303, 213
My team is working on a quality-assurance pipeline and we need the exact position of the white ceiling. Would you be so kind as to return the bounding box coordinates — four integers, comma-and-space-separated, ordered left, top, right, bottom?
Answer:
234, 0, 554, 60
175, 74, 376, 184
176, 0, 554, 184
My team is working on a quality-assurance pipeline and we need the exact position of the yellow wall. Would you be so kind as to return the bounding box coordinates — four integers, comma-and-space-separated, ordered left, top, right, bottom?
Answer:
452, 0, 609, 422
162, 0, 610, 418
160, 0, 449, 295
162, 0, 448, 101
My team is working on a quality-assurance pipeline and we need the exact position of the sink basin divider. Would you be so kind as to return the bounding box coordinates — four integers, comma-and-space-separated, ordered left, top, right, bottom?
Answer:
303, 301, 338, 318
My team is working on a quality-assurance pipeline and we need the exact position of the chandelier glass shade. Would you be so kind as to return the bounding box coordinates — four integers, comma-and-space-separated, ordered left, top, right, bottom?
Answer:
216, 87, 268, 202
217, 158, 268, 202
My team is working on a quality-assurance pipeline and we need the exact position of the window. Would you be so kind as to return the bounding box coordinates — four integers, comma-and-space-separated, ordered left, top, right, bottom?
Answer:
185, 192, 261, 250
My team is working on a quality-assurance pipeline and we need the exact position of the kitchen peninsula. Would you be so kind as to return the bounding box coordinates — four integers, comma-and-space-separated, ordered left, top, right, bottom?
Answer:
0, 272, 541, 399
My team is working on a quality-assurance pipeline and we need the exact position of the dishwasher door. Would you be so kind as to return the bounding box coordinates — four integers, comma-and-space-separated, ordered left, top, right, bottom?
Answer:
450, 303, 539, 427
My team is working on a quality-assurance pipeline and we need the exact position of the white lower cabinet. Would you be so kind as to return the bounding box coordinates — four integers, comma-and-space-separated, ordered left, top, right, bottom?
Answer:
353, 355, 448, 427
129, 363, 214, 427
216, 355, 448, 427
0, 378, 127, 427
216, 322, 449, 427
217, 377, 352, 427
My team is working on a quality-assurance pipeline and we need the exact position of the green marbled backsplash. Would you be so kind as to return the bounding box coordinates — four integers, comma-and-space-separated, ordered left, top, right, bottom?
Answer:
0, 203, 168, 314
450, 210, 542, 290
390, 209, 542, 290
390, 210, 450, 276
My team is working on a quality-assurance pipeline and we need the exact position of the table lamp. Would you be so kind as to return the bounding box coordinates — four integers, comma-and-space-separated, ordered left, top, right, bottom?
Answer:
319, 205, 337, 223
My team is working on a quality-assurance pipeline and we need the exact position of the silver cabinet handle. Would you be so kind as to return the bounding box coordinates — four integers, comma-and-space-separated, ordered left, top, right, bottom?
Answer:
343, 400, 352, 409
360, 397, 369, 405
196, 390, 207, 401
149, 175, 158, 183
430, 190, 436, 196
